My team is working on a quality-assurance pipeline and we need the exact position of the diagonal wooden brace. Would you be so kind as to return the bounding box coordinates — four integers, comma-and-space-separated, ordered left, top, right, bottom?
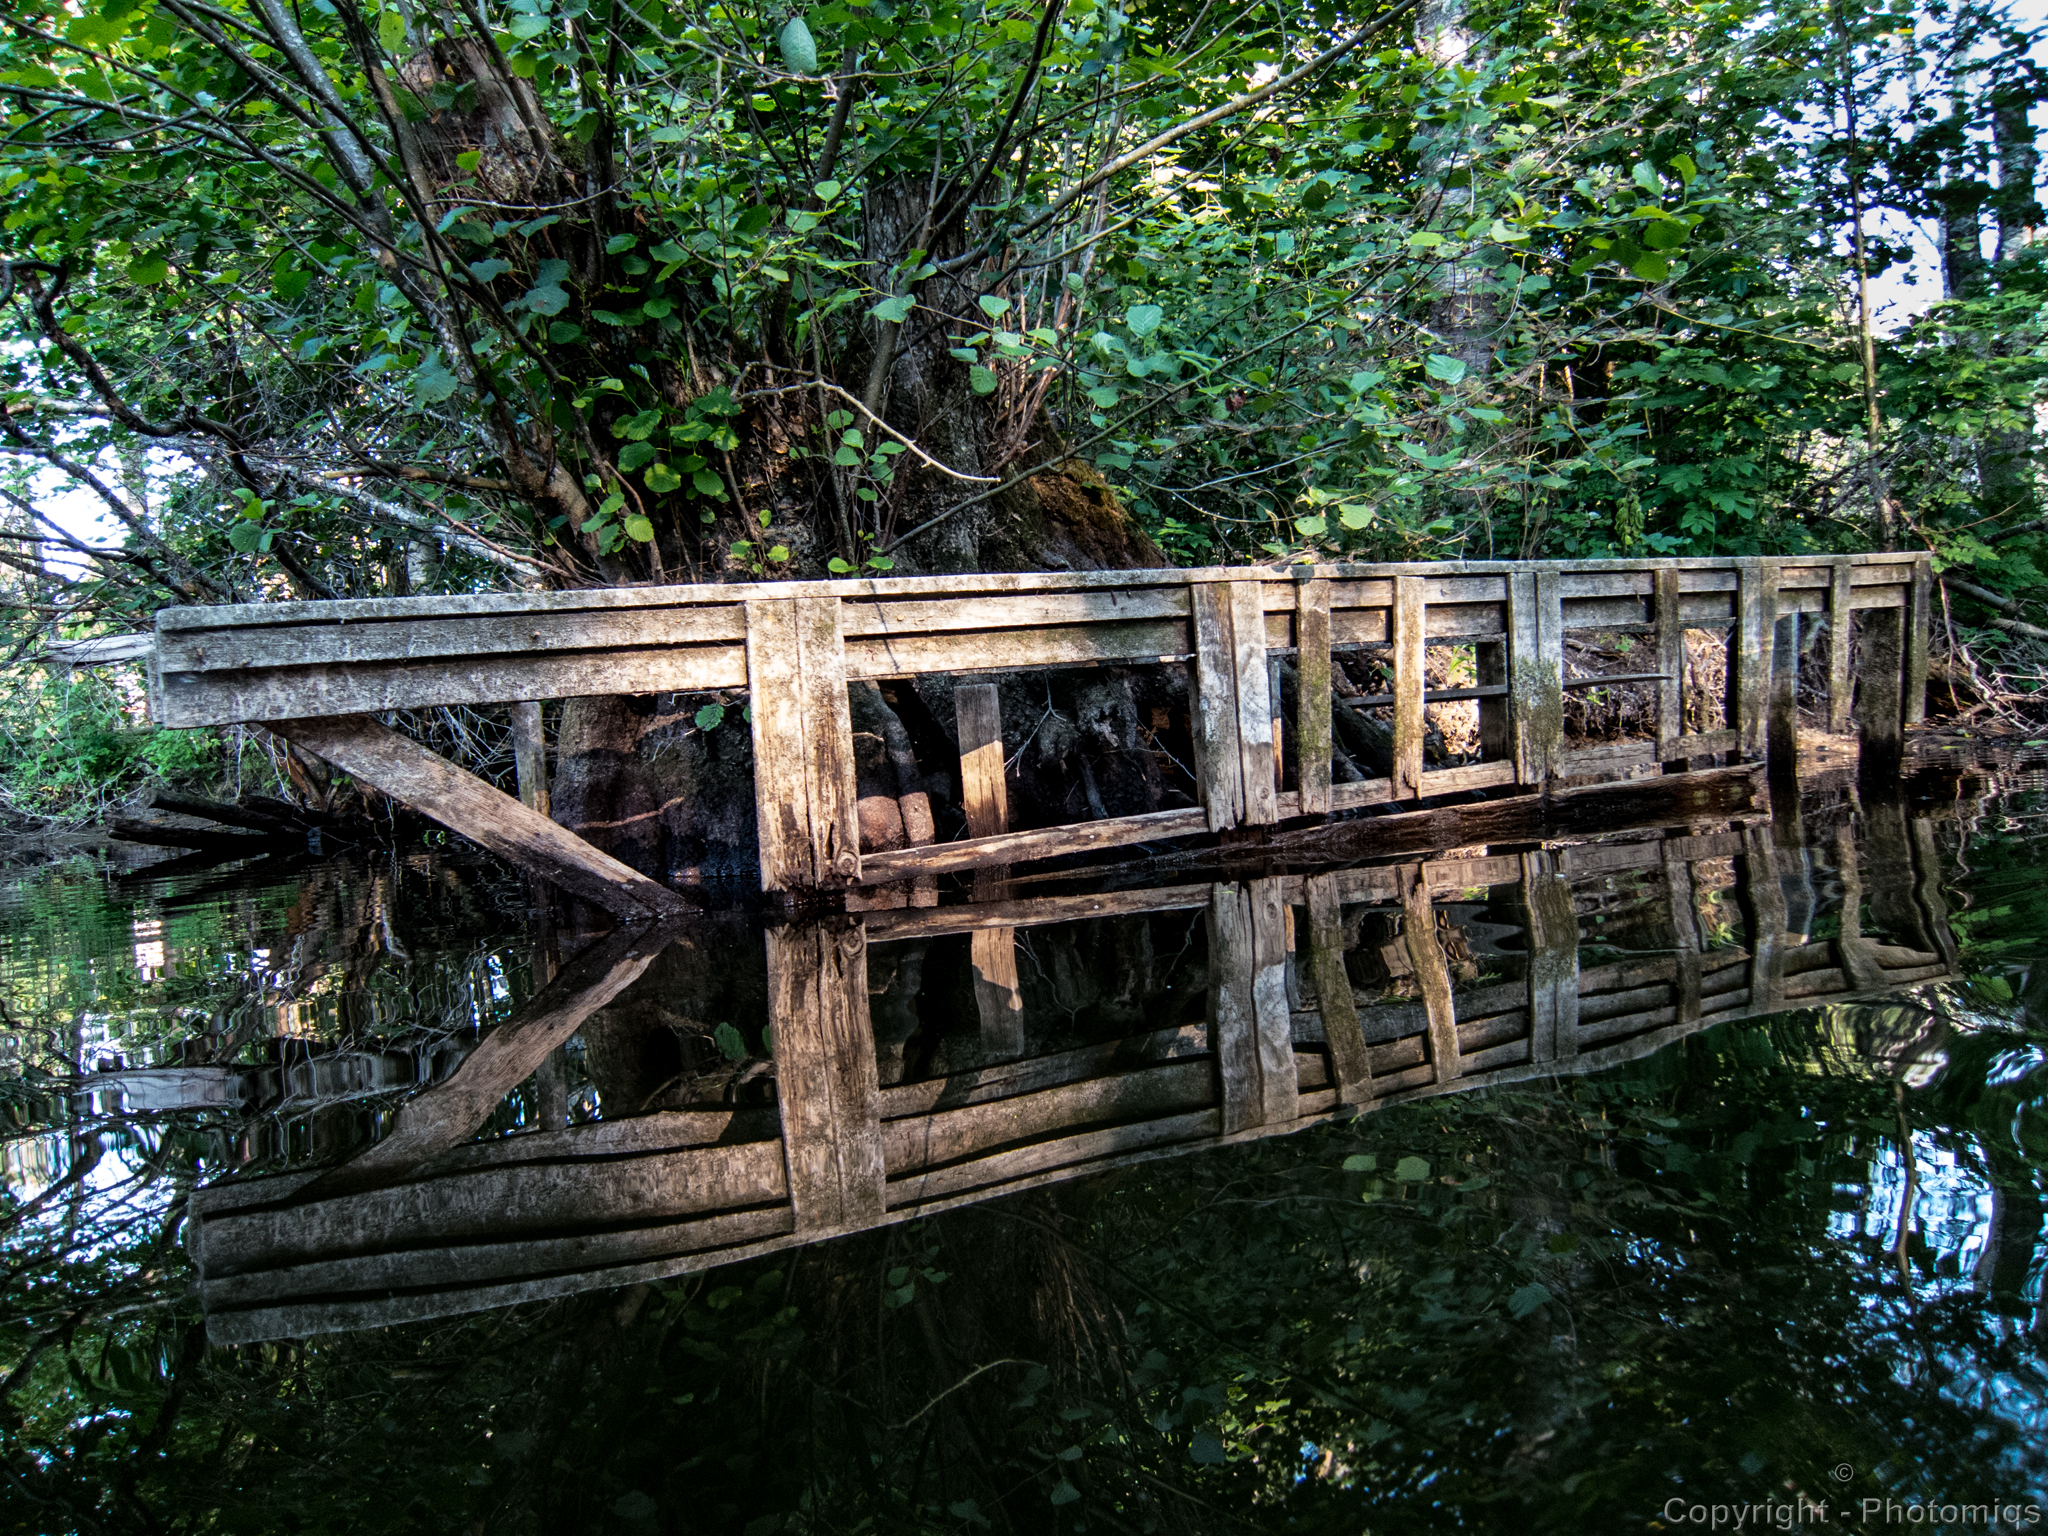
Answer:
270, 715, 694, 920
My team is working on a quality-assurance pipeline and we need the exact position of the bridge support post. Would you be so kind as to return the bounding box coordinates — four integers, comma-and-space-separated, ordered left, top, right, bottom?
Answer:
955, 683, 1024, 1059
1654, 569, 1686, 765
1191, 581, 1278, 830
1827, 561, 1855, 735
746, 596, 861, 892
1209, 881, 1298, 1132
1391, 576, 1426, 800
1303, 873, 1373, 1104
769, 919, 885, 1236
1399, 864, 1461, 1083
1522, 850, 1579, 1065
1507, 567, 1563, 788
1294, 579, 1333, 815
1730, 558, 1778, 761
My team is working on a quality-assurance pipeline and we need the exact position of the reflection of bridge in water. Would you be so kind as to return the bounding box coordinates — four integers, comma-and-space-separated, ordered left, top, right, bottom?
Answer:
189, 781, 1960, 1344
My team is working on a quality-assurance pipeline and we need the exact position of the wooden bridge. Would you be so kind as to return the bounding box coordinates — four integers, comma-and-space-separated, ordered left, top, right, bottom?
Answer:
144, 553, 1931, 907
186, 788, 1955, 1343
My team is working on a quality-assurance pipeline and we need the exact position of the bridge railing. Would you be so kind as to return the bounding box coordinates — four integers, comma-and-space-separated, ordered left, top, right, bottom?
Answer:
147, 553, 1930, 902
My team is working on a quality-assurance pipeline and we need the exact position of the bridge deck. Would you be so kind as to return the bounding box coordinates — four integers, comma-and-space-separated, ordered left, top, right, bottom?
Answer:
143, 553, 1931, 905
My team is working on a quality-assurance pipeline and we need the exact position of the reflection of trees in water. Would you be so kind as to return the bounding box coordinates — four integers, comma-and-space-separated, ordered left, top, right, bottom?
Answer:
7, 1005, 2047, 1532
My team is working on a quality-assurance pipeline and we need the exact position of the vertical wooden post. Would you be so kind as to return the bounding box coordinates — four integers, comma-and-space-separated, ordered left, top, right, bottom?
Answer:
954, 684, 1009, 842
746, 597, 860, 891
1400, 864, 1461, 1082
1476, 638, 1509, 763
1729, 559, 1778, 761
1191, 583, 1244, 833
1208, 881, 1297, 1132
1654, 569, 1685, 763
1905, 554, 1931, 727
1853, 602, 1905, 773
1295, 579, 1333, 816
1507, 566, 1563, 787
1741, 823, 1787, 1015
1827, 561, 1855, 735
1230, 582, 1279, 825
768, 919, 885, 1235
510, 700, 548, 818
1832, 823, 1886, 991
1768, 605, 1801, 779
1522, 850, 1579, 1064
955, 683, 1023, 1056
1303, 873, 1373, 1105
1391, 576, 1426, 799
1663, 844, 1703, 1026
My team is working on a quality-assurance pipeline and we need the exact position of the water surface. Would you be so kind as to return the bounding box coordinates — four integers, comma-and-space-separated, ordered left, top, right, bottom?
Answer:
4, 754, 2047, 1533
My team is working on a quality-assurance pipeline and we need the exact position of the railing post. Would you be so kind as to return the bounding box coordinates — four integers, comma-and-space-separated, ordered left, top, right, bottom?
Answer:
1522, 850, 1579, 1064
1827, 560, 1855, 736
1654, 568, 1685, 764
1769, 593, 1800, 780
1295, 579, 1333, 815
1400, 863, 1461, 1082
955, 683, 1023, 1057
1230, 583, 1280, 825
1905, 554, 1931, 727
1730, 558, 1777, 761
769, 919, 885, 1236
1303, 872, 1373, 1104
510, 700, 548, 817
1507, 566, 1563, 787
746, 596, 860, 891
1391, 575, 1426, 799
1209, 880, 1298, 1132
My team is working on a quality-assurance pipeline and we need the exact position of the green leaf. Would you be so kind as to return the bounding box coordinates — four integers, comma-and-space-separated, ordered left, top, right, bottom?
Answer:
377, 5, 407, 51
1393, 1156, 1431, 1182
1338, 504, 1371, 530
1049, 1479, 1081, 1505
605, 233, 638, 254
834, 445, 861, 466
1507, 1282, 1553, 1319
1189, 1431, 1225, 1465
735, 205, 776, 237
1341, 1154, 1377, 1172
1670, 153, 1698, 186
977, 294, 1010, 319
692, 703, 726, 733
622, 514, 655, 542
1640, 219, 1685, 251
1124, 303, 1162, 338
1630, 252, 1670, 281
870, 294, 915, 324
969, 365, 998, 396
712, 1020, 747, 1059
127, 256, 169, 286
814, 179, 842, 201
777, 16, 818, 73
828, 557, 854, 573
692, 470, 726, 497
1425, 354, 1468, 385
617, 442, 657, 472
412, 350, 459, 405
1086, 385, 1119, 408
646, 463, 683, 493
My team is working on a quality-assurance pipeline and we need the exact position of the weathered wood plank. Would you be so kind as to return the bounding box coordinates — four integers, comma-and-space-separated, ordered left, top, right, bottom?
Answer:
1476, 636, 1509, 765
856, 805, 1212, 883
846, 619, 1193, 679
1248, 877, 1300, 1122
1742, 823, 1788, 1015
157, 605, 750, 674
955, 684, 1009, 842
1827, 562, 1855, 735
843, 588, 1192, 637
1230, 582, 1280, 825
1208, 883, 1296, 1132
1769, 606, 1800, 775
1295, 580, 1333, 816
747, 598, 861, 890
1391, 575, 1426, 800
511, 701, 548, 817
158, 646, 748, 728
1522, 850, 1579, 1064
289, 921, 671, 1202
1655, 568, 1685, 761
1399, 863, 1462, 1081
1304, 873, 1373, 1104
270, 716, 689, 918
1191, 583, 1244, 832
1508, 567, 1564, 786
1904, 555, 1930, 726
769, 921, 884, 1235
970, 927, 1026, 1060
1853, 602, 1905, 767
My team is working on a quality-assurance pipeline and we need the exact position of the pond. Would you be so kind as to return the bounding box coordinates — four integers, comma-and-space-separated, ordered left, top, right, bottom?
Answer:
3, 750, 2045, 1534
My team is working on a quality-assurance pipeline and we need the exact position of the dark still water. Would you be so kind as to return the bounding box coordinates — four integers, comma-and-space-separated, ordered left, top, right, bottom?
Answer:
4, 755, 2047, 1534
